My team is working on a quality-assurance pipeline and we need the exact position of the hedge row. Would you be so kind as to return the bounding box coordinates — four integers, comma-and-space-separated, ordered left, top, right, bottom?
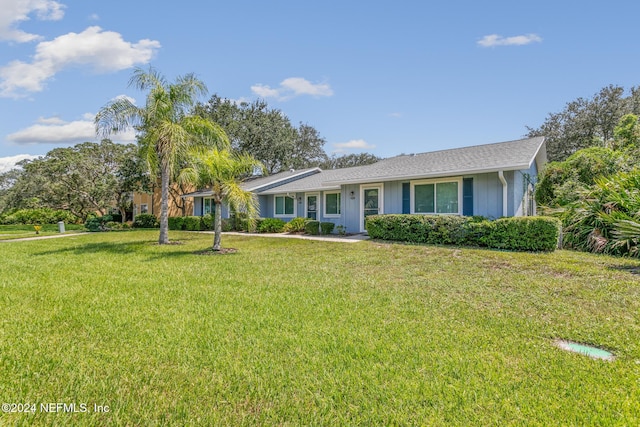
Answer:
1, 208, 80, 225
365, 214, 561, 252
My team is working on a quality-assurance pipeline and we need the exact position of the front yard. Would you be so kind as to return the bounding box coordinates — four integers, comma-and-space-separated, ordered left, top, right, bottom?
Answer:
0, 230, 638, 425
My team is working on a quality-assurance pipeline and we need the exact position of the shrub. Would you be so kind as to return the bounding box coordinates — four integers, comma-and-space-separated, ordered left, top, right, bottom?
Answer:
183, 216, 202, 231
221, 219, 233, 232
320, 222, 335, 235
105, 221, 129, 231
1, 208, 79, 225
366, 214, 560, 252
84, 215, 113, 232
258, 218, 285, 233
284, 217, 308, 233
366, 214, 470, 245
168, 217, 185, 230
132, 214, 158, 229
479, 217, 561, 251
305, 220, 320, 235
200, 214, 214, 231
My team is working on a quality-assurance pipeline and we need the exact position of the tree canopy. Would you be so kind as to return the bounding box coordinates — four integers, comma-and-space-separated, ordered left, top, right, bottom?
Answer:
96, 67, 229, 244
527, 85, 640, 162
179, 148, 263, 251
0, 140, 142, 220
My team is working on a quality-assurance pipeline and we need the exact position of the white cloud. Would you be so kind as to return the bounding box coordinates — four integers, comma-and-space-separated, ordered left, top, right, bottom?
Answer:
0, 26, 161, 97
0, 0, 65, 43
478, 33, 542, 47
0, 154, 39, 173
251, 77, 333, 100
88, 13, 99, 21
332, 139, 376, 153
6, 114, 136, 145
389, 112, 402, 118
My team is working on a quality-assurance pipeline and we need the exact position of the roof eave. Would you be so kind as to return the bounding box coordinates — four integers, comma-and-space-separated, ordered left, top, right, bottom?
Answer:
259, 185, 342, 195
244, 167, 322, 191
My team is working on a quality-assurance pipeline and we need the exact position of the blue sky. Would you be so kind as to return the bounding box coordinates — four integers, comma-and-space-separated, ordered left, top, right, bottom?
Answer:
1, 0, 639, 172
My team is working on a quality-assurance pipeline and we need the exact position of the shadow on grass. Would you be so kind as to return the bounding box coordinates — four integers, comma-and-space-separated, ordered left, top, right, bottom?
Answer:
32, 237, 200, 258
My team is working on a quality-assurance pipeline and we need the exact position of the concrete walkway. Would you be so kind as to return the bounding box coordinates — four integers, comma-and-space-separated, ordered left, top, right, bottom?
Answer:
210, 231, 370, 243
1, 231, 369, 244
0, 233, 85, 242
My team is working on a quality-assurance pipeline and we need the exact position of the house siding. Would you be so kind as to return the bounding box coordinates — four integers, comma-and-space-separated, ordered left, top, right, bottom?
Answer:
191, 197, 230, 218
257, 170, 533, 231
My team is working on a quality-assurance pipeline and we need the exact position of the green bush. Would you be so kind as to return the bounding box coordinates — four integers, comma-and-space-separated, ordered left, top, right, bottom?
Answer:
479, 217, 561, 251
84, 215, 113, 232
365, 214, 470, 245
132, 214, 158, 229
305, 220, 320, 235
366, 214, 560, 252
221, 219, 233, 232
183, 216, 202, 231
283, 217, 308, 233
105, 221, 130, 231
258, 218, 285, 233
168, 217, 185, 230
320, 222, 335, 235
200, 214, 215, 231
1, 208, 79, 225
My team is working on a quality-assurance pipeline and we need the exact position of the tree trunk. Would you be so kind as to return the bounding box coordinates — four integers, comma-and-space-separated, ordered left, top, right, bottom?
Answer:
158, 163, 170, 244
213, 201, 222, 251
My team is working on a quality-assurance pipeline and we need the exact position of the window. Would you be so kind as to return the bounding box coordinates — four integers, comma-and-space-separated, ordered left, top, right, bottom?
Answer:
324, 192, 341, 217
411, 178, 461, 214
203, 198, 216, 215
275, 195, 295, 216
140, 204, 148, 214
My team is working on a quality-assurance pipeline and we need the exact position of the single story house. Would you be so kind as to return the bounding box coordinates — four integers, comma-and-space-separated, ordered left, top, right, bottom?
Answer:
183, 136, 547, 233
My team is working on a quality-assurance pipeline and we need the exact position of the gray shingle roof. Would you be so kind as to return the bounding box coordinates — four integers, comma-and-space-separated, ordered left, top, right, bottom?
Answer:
182, 167, 320, 198
256, 167, 356, 194
323, 136, 546, 185
242, 167, 320, 191
185, 137, 546, 197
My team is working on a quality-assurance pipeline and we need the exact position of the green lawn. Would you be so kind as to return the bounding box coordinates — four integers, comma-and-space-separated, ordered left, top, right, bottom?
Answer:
0, 224, 85, 240
1, 230, 639, 425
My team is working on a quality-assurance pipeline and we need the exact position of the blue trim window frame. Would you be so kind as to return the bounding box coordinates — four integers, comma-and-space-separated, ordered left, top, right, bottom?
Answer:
324, 191, 341, 218
410, 177, 463, 215
274, 194, 296, 217
202, 198, 216, 215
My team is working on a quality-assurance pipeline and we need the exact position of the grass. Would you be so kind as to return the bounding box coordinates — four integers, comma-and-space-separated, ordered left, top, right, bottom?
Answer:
0, 230, 639, 425
0, 224, 85, 240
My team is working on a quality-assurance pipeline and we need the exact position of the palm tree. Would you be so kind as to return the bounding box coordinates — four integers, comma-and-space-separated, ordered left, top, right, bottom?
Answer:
180, 148, 263, 251
95, 67, 229, 244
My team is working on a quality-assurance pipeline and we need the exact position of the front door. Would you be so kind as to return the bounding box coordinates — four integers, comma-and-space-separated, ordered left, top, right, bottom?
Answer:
306, 194, 318, 220
360, 184, 383, 232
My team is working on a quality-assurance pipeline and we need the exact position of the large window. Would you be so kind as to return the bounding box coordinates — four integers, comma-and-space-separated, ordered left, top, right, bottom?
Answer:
324, 192, 341, 217
275, 195, 295, 216
411, 178, 461, 214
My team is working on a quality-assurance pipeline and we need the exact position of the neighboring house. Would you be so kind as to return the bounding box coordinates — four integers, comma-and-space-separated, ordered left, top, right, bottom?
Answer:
133, 182, 195, 219
183, 136, 547, 233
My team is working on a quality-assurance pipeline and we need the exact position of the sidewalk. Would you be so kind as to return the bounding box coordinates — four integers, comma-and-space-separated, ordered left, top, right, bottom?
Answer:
212, 231, 370, 243
0, 233, 85, 242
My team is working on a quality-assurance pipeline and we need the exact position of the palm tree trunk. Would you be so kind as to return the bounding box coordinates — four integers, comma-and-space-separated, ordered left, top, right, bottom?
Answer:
158, 163, 170, 244
213, 201, 222, 251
